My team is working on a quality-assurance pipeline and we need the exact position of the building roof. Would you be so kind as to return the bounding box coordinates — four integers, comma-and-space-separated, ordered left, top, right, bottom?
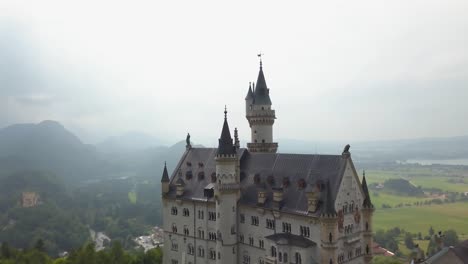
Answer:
161, 162, 170, 183
245, 83, 254, 101
217, 109, 236, 156
252, 65, 272, 105
452, 240, 468, 263
166, 147, 348, 216
265, 233, 317, 248
362, 173, 373, 208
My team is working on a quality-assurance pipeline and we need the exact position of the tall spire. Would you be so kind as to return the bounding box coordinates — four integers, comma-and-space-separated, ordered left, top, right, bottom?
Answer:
161, 161, 170, 183
362, 171, 373, 208
253, 55, 272, 105
245, 82, 254, 101
217, 107, 236, 155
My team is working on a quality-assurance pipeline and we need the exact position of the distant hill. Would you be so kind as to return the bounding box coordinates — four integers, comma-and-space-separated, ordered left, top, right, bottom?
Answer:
0, 120, 112, 182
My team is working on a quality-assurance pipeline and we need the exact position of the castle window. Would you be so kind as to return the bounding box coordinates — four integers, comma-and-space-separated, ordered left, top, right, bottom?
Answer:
183, 208, 189, 216
186, 162, 192, 167
171, 207, 178, 215
279, 252, 282, 262
209, 232, 217, 241
240, 214, 245, 223
198, 210, 204, 219
271, 246, 277, 257
259, 239, 264, 249
266, 219, 275, 229
255, 139, 257, 143
198, 229, 204, 239
295, 252, 302, 264
198, 162, 204, 168
187, 244, 194, 255
183, 226, 189, 236
262, 139, 265, 143
185, 170, 193, 180
249, 236, 254, 246
209, 249, 216, 260
282, 222, 291, 233
284, 253, 288, 263
171, 260, 178, 264
198, 171, 205, 180
171, 240, 178, 251
231, 225, 236, 234
243, 254, 251, 264
254, 130, 257, 134
208, 211, 216, 221
198, 247, 205, 257
300, 226, 310, 237
239, 234, 244, 243
298, 179, 307, 189
172, 224, 178, 233
251, 216, 259, 226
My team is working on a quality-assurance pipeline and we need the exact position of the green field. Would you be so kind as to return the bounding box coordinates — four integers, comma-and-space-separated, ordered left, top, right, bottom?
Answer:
373, 202, 468, 239
128, 191, 137, 204
366, 169, 468, 193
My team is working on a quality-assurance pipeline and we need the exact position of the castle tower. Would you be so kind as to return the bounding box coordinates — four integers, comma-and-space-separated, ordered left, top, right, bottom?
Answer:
161, 162, 170, 195
214, 108, 239, 264
361, 172, 374, 264
245, 59, 278, 153
320, 182, 338, 264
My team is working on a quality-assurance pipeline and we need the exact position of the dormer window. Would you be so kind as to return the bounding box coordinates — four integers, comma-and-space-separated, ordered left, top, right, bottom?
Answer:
298, 179, 307, 189
198, 171, 205, 180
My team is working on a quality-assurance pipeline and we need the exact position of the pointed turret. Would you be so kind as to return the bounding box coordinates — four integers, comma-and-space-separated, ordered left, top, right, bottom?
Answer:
161, 162, 170, 195
245, 57, 278, 153
252, 62, 272, 105
217, 107, 236, 156
245, 82, 254, 101
161, 162, 170, 183
362, 171, 373, 208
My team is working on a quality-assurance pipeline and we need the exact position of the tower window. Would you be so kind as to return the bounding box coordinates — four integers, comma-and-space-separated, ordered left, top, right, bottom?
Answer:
262, 139, 265, 143
255, 139, 257, 143
254, 130, 257, 134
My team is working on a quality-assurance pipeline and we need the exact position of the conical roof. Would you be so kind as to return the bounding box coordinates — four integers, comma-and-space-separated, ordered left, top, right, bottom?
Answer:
245, 83, 254, 101
253, 65, 272, 105
161, 162, 170, 183
217, 108, 236, 155
362, 173, 373, 208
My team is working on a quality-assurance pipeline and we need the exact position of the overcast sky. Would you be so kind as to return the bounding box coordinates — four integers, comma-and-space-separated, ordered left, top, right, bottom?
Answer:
1, 0, 468, 145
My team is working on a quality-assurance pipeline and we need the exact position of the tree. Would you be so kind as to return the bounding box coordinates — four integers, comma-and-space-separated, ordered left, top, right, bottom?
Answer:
404, 233, 414, 249
34, 239, 45, 252
428, 226, 434, 236
1, 242, 12, 259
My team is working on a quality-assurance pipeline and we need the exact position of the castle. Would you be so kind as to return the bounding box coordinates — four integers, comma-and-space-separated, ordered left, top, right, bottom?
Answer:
161, 60, 374, 264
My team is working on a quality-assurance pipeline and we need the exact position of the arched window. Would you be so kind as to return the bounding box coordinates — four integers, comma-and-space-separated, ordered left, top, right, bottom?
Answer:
187, 244, 194, 255
271, 246, 277, 257
284, 253, 288, 263
279, 252, 282, 262
295, 252, 302, 264
171, 240, 178, 251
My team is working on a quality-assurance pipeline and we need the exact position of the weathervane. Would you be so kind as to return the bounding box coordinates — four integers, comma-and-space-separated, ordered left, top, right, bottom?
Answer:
257, 53, 263, 68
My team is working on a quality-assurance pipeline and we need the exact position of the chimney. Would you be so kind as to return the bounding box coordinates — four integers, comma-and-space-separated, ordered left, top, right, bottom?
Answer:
257, 189, 267, 205
307, 190, 319, 213
273, 187, 284, 203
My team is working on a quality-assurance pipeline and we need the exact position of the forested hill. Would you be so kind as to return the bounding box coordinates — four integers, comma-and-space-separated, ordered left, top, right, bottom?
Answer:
0, 121, 110, 183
